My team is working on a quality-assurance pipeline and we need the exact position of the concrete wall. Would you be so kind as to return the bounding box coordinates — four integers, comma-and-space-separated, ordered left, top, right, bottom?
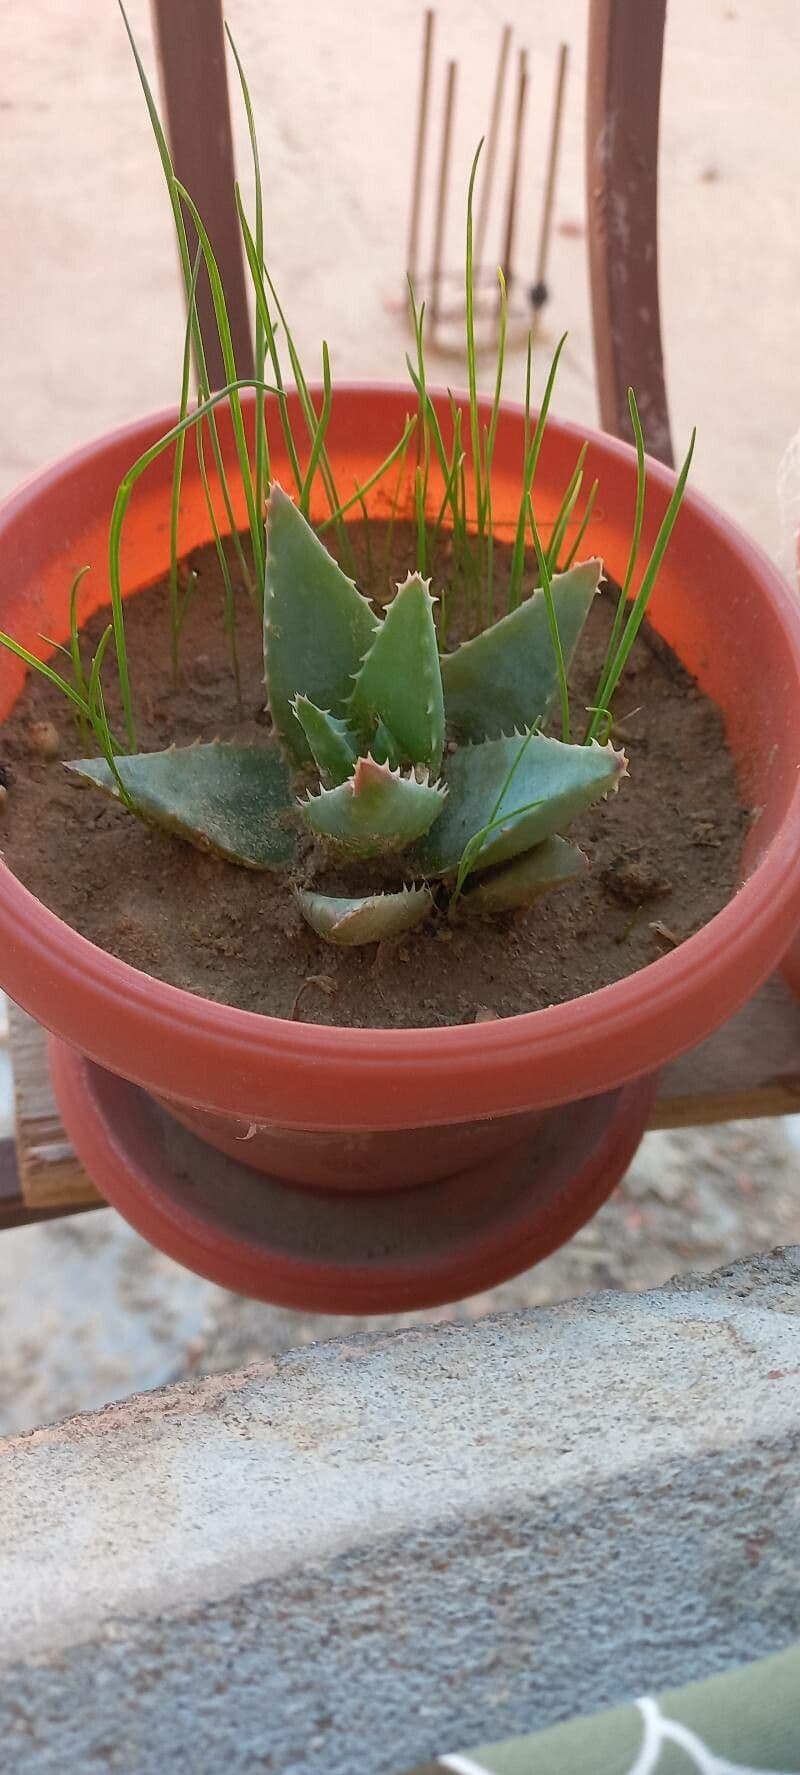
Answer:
0, 1248, 798, 1773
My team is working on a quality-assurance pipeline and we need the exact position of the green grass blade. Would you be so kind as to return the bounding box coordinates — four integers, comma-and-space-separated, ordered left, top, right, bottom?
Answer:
0, 621, 126, 761
593, 387, 646, 705
176, 250, 240, 683
484, 426, 495, 622
483, 267, 507, 492
407, 279, 431, 532
508, 332, 568, 610
381, 417, 415, 581
87, 623, 114, 722
465, 142, 484, 582
546, 441, 588, 575
527, 497, 570, 741
195, 416, 241, 706
258, 259, 344, 527
176, 183, 263, 588
406, 276, 469, 577
119, 2, 253, 598
91, 679, 132, 803
563, 477, 599, 569
415, 466, 428, 575
318, 414, 417, 532
405, 353, 461, 536
0, 631, 92, 718
299, 342, 333, 518
585, 425, 696, 742
508, 333, 533, 614
225, 26, 270, 508
67, 566, 91, 740
168, 247, 202, 680
430, 411, 463, 565
482, 267, 508, 623
86, 631, 134, 802
235, 187, 304, 499
452, 728, 537, 905
107, 375, 280, 749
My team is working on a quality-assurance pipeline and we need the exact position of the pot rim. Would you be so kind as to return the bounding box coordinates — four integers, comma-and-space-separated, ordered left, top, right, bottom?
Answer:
2, 387, 800, 1130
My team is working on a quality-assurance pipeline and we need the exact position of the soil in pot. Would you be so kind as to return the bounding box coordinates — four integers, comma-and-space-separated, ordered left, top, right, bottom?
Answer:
0, 521, 747, 1029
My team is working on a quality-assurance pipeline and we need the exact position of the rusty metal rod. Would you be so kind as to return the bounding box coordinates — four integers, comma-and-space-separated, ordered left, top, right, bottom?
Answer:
500, 47, 528, 291
430, 58, 457, 327
531, 41, 569, 307
474, 22, 512, 274
406, 8, 436, 284
586, 0, 673, 461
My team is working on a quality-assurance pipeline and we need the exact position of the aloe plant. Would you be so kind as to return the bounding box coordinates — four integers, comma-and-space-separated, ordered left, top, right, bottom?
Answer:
0, 21, 698, 956
65, 484, 630, 946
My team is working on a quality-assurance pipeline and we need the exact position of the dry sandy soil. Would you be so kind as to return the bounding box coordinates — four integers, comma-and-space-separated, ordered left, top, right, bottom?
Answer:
0, 0, 799, 1434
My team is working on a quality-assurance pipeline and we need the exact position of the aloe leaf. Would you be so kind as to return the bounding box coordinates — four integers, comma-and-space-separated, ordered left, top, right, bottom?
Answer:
297, 884, 434, 946
416, 733, 626, 877
264, 486, 376, 763
459, 835, 587, 915
291, 696, 357, 787
65, 741, 297, 870
300, 755, 446, 857
349, 572, 445, 773
441, 558, 601, 743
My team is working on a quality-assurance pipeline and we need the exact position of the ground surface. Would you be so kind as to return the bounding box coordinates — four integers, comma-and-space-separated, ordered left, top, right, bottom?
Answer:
0, 0, 799, 1434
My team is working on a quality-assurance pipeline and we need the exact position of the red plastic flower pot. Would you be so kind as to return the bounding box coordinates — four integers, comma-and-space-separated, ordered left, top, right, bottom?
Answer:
2, 387, 800, 1307
48, 1040, 657, 1313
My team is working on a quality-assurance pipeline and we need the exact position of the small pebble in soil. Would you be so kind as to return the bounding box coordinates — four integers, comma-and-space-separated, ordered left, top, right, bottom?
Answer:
474, 1006, 499, 1023
27, 720, 61, 761
192, 654, 217, 687
603, 855, 672, 905
690, 820, 722, 847
0, 784, 6, 811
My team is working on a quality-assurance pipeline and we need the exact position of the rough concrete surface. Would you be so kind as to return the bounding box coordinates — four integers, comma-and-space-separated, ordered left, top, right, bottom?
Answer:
0, 1117, 798, 1439
0, 1249, 798, 1773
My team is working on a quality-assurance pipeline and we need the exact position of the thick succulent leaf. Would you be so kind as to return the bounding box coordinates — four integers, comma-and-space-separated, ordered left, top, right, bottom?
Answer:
349, 573, 445, 772
459, 835, 587, 914
264, 484, 376, 764
65, 742, 298, 869
297, 884, 434, 946
441, 558, 601, 742
291, 695, 357, 786
300, 755, 447, 857
415, 733, 626, 877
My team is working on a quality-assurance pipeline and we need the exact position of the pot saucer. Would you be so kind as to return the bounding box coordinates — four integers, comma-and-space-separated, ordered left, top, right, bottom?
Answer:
50, 1039, 655, 1313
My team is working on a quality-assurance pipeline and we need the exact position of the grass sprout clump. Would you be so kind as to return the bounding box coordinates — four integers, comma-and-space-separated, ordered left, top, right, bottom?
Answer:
0, 10, 695, 952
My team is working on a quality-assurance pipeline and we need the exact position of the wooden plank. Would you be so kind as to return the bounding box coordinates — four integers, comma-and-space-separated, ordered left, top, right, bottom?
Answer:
150, 0, 253, 388
0, 1138, 94, 1230
5, 976, 800, 1229
655, 974, 800, 1128
585, 0, 674, 465
7, 1003, 101, 1212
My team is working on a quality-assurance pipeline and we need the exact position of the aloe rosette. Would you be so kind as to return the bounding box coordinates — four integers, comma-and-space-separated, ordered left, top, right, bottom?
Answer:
68, 485, 626, 946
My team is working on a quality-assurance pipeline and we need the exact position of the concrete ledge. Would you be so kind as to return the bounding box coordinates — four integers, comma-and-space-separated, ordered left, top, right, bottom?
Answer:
0, 1249, 799, 1772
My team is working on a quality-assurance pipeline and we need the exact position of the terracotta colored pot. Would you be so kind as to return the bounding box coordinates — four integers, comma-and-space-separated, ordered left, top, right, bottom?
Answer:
2, 388, 800, 1305
49, 1041, 656, 1313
